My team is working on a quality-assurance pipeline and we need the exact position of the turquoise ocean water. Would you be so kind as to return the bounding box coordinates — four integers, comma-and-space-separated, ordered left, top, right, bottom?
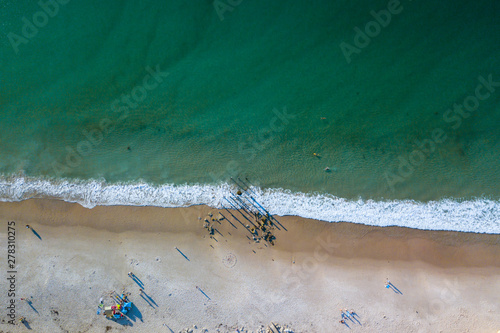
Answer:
1, 0, 499, 232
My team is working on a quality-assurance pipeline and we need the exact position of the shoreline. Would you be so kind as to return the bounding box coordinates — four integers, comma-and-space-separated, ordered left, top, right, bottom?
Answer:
0, 198, 499, 332
1, 176, 499, 234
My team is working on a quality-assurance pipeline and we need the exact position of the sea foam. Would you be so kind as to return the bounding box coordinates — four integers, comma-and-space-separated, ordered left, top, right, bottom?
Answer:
0, 175, 498, 234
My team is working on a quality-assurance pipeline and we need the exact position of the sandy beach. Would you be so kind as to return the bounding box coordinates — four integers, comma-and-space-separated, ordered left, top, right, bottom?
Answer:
0, 199, 499, 332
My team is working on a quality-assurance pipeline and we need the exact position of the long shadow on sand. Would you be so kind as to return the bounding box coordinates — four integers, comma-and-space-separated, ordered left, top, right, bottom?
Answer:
21, 321, 32, 330
175, 247, 190, 261
140, 294, 155, 308
111, 316, 132, 326
142, 292, 158, 307
126, 304, 143, 323
131, 277, 144, 288
31, 229, 42, 240
164, 324, 174, 332
222, 207, 248, 231
389, 282, 403, 295
196, 286, 211, 300
131, 275, 144, 286
219, 212, 237, 229
26, 301, 39, 314
350, 313, 362, 325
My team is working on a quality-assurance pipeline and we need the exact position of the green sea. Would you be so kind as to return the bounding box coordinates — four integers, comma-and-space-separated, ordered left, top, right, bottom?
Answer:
1, 0, 499, 232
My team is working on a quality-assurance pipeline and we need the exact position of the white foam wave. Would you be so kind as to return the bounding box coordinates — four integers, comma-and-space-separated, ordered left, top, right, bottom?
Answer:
0, 176, 498, 234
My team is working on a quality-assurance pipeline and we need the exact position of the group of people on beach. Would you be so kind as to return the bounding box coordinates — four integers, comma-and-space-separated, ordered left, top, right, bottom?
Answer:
338, 278, 396, 325
339, 309, 357, 324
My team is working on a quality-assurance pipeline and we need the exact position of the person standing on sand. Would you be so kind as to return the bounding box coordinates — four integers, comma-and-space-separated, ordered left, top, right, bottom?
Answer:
26, 225, 31, 229
386, 278, 390, 288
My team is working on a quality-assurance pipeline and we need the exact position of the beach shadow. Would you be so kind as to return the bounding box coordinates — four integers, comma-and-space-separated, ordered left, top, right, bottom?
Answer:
270, 216, 287, 231
131, 277, 144, 288
164, 324, 175, 332
225, 197, 258, 228
389, 283, 403, 295
214, 228, 224, 237
131, 275, 144, 286
232, 197, 257, 222
348, 311, 362, 325
223, 207, 250, 232
341, 321, 350, 329
247, 196, 287, 231
341, 311, 361, 325
27, 301, 39, 314
341, 312, 350, 321
219, 212, 237, 229
140, 294, 155, 308
31, 229, 42, 240
143, 292, 158, 307
196, 287, 211, 300
126, 303, 143, 323
231, 177, 288, 232
228, 199, 255, 227
112, 316, 133, 326
175, 247, 190, 261
21, 321, 32, 329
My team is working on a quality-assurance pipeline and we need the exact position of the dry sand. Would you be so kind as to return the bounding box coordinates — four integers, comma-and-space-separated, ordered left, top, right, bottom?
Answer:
0, 199, 499, 333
